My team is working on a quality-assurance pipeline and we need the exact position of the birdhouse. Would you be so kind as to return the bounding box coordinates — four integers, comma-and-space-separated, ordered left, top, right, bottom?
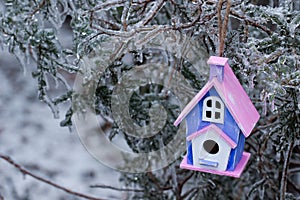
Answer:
174, 56, 260, 178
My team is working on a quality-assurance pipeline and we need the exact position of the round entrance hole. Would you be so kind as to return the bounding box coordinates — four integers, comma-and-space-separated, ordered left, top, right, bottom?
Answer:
203, 140, 219, 154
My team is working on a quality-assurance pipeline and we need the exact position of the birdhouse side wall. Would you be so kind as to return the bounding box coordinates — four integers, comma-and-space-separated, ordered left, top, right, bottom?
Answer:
185, 100, 201, 136
226, 131, 245, 171
185, 102, 201, 165
187, 141, 193, 165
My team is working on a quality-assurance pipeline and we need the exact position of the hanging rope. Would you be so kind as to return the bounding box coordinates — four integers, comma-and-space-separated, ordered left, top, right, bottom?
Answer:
217, 0, 231, 57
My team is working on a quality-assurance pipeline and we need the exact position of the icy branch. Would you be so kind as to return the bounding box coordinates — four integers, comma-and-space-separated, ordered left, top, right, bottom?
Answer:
280, 141, 295, 200
0, 154, 105, 200
136, 0, 165, 26
92, 0, 127, 11
230, 10, 272, 35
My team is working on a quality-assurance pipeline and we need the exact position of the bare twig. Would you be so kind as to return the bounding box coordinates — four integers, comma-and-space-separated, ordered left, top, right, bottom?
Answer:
264, 50, 284, 64
230, 10, 272, 35
89, 19, 205, 41
30, 0, 46, 18
174, 5, 202, 30
169, 0, 190, 20
280, 141, 295, 200
135, 26, 164, 46
178, 172, 194, 190
181, 184, 210, 199
288, 167, 300, 174
290, 160, 300, 166
244, 20, 249, 42
121, 1, 130, 31
89, 1, 207, 43
177, 172, 194, 199
133, 0, 155, 3
92, 24, 135, 37
0, 154, 105, 200
247, 178, 266, 197
90, 184, 146, 192
93, 17, 122, 30
138, 0, 165, 26
92, 0, 127, 11
147, 171, 173, 191
287, 178, 300, 194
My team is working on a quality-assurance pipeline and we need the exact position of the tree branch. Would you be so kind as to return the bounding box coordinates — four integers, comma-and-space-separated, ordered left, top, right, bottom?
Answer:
181, 184, 210, 199
0, 154, 105, 200
147, 171, 173, 191
121, 1, 130, 31
92, 0, 127, 12
174, 4, 202, 30
90, 0, 204, 40
287, 178, 300, 194
138, 0, 165, 26
90, 184, 146, 192
288, 168, 300, 174
30, 0, 46, 18
230, 10, 272, 35
280, 141, 295, 200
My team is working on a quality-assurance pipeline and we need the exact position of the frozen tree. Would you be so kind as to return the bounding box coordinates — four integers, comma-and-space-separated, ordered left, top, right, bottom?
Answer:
0, 0, 299, 199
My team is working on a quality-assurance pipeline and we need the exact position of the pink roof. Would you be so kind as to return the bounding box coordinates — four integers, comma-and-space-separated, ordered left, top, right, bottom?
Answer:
174, 56, 260, 138
187, 124, 237, 148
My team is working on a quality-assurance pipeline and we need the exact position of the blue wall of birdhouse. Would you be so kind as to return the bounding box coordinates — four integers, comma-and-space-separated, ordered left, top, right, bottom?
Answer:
187, 141, 193, 165
226, 131, 245, 171
185, 103, 200, 165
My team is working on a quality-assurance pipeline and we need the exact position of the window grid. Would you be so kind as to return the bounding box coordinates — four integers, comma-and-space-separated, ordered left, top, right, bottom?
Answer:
202, 96, 224, 124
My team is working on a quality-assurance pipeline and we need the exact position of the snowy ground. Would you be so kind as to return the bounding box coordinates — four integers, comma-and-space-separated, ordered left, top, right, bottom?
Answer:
0, 50, 123, 199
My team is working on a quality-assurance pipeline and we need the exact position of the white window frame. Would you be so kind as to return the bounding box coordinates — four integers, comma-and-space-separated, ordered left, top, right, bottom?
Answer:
202, 96, 224, 124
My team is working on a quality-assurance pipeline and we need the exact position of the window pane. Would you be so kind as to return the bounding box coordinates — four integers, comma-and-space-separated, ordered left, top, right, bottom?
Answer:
206, 111, 211, 118
207, 99, 212, 107
216, 101, 221, 109
215, 112, 221, 119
